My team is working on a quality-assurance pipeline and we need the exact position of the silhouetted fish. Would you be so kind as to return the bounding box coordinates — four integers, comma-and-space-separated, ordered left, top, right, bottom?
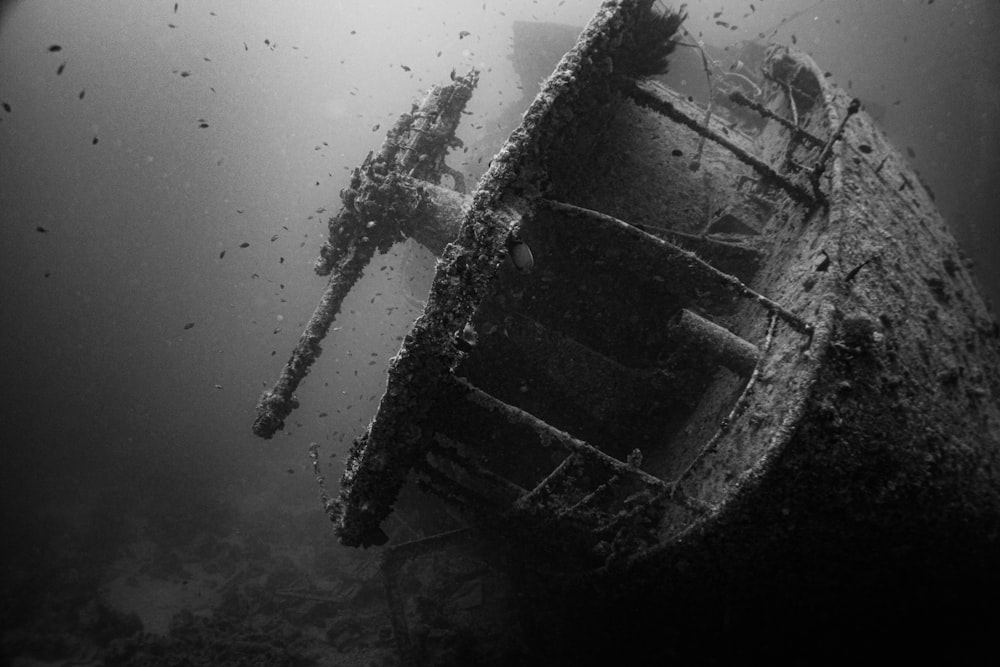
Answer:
219, 250, 226, 259
184, 322, 195, 330
57, 62, 66, 75
36, 226, 48, 233
459, 30, 470, 39
506, 231, 534, 273
240, 242, 250, 248
78, 89, 85, 99
48, 45, 62, 52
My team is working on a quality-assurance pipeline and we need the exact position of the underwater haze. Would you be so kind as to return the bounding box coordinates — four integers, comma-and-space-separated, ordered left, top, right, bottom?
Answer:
1, 0, 998, 664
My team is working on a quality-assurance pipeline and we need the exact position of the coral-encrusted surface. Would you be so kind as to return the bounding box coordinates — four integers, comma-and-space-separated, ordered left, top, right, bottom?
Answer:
329, 3, 1000, 662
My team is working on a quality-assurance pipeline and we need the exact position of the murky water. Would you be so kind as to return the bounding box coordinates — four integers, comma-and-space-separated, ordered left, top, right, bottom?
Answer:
1, 1, 996, 664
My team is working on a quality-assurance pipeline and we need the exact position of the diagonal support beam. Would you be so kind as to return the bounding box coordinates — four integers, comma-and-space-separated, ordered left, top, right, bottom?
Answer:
624, 79, 817, 207
539, 198, 813, 335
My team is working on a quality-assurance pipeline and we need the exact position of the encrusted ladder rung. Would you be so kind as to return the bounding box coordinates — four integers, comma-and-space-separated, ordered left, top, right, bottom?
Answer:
514, 453, 581, 511
555, 473, 621, 519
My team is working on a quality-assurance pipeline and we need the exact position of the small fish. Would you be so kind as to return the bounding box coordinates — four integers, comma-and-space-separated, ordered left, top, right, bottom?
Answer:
198, 122, 209, 128
57, 62, 66, 75
791, 34, 797, 45
845, 256, 879, 283
279, 257, 284, 264
183, 322, 195, 330
78, 89, 85, 99
219, 250, 226, 259
174, 3, 178, 13
48, 45, 62, 52
506, 231, 534, 273
1, 101, 10, 112
239, 241, 250, 248
179, 70, 191, 77
36, 226, 48, 233
458, 30, 470, 39
92, 136, 98, 145
214, 384, 224, 390
906, 146, 916, 159
168, 23, 176, 28
626, 448, 643, 469
400, 64, 411, 71
243, 42, 248, 51
371, 123, 380, 132
270, 234, 279, 242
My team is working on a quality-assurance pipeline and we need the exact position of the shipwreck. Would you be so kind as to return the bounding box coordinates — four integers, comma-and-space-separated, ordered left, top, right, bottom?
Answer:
254, 1, 1000, 662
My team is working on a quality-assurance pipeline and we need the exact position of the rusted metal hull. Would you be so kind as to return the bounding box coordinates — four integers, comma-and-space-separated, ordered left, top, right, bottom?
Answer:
330, 0, 1000, 564
256, 0, 1000, 661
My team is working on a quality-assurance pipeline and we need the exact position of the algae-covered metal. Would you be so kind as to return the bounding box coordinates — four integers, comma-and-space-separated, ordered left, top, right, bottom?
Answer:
330, 0, 1000, 574
255, 1, 1000, 648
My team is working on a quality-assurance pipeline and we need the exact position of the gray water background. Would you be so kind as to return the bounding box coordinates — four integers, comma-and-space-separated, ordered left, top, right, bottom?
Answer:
0, 0, 997, 607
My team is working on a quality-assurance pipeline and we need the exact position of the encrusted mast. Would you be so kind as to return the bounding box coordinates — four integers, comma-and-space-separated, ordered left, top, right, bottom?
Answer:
252, 71, 478, 439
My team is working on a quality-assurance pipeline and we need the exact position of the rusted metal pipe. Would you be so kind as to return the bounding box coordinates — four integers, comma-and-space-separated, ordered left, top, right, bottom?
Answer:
668, 308, 761, 377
